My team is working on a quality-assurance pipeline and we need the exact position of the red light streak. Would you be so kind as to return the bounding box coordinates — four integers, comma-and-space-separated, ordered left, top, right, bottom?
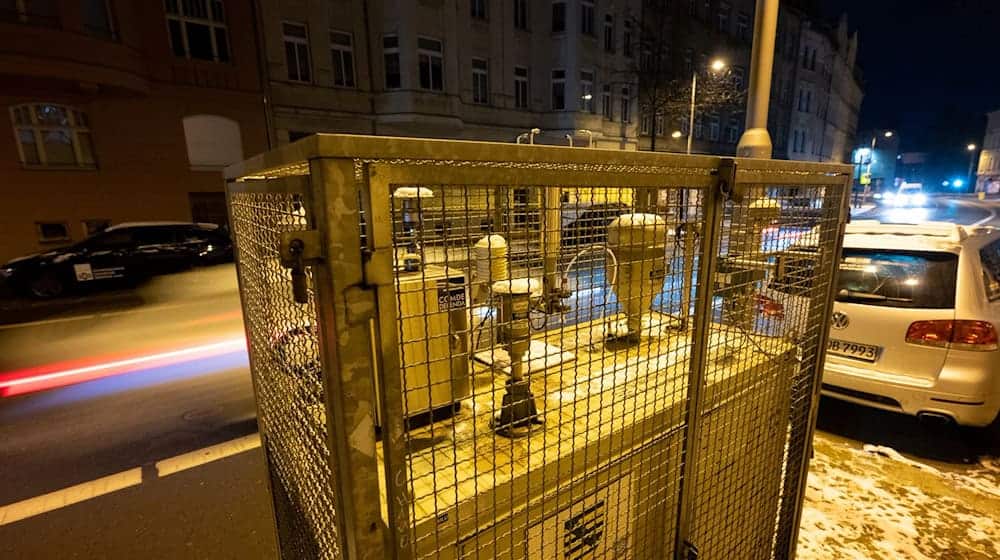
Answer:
0, 337, 247, 397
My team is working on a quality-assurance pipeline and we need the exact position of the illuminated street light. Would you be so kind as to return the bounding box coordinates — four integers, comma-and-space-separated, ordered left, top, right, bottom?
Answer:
671, 130, 683, 139
687, 59, 727, 154
968, 143, 977, 151
884, 131, 894, 138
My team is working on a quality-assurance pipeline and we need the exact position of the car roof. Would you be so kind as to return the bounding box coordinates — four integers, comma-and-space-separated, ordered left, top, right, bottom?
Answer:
104, 221, 219, 231
841, 220, 1000, 252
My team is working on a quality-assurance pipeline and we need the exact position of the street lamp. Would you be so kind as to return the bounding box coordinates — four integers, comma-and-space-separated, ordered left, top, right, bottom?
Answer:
687, 58, 726, 155
967, 143, 978, 190
671, 130, 683, 139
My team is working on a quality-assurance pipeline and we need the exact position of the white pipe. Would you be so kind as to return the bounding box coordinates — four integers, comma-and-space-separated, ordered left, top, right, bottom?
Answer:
576, 129, 594, 148
529, 127, 540, 144
565, 134, 574, 147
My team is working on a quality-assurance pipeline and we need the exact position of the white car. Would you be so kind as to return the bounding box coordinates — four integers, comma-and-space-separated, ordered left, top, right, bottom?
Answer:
883, 183, 928, 207
762, 220, 1000, 427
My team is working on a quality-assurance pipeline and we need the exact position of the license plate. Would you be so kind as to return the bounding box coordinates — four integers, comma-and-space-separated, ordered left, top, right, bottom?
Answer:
827, 339, 879, 362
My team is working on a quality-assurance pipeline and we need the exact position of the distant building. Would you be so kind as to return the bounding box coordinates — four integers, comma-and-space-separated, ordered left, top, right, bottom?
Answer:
0, 0, 268, 262
976, 109, 1000, 193
255, 0, 642, 149
853, 129, 900, 191
897, 152, 930, 185
786, 15, 863, 163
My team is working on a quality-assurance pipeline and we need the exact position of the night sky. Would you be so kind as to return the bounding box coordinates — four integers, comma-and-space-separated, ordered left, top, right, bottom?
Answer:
821, 0, 1000, 177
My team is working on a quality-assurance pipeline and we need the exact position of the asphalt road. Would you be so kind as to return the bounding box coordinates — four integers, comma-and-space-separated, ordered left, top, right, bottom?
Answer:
0, 196, 997, 558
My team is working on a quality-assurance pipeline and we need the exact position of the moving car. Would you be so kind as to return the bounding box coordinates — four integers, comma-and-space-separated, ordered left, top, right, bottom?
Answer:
0, 222, 233, 298
882, 182, 928, 207
762, 220, 1000, 427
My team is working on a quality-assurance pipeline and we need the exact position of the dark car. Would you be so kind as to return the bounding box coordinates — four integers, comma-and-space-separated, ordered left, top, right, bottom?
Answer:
561, 203, 631, 247
0, 222, 233, 298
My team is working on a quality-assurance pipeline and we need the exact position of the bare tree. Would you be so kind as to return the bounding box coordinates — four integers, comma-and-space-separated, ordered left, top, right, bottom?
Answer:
627, 1, 746, 152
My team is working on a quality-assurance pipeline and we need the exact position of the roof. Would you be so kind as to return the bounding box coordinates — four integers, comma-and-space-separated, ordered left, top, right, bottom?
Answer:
842, 220, 999, 252
104, 221, 219, 231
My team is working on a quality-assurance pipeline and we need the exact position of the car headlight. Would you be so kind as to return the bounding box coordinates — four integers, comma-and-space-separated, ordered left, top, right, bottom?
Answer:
912, 193, 927, 206
0, 267, 13, 278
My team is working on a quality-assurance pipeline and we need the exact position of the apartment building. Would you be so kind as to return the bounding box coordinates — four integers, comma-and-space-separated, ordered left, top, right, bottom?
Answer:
256, 0, 641, 149
0, 0, 268, 261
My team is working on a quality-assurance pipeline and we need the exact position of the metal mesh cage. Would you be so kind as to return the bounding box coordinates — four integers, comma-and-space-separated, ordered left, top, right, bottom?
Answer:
225, 135, 850, 560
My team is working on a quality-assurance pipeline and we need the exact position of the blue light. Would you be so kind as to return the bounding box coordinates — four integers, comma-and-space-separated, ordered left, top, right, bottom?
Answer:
942, 181, 951, 187
952, 179, 964, 188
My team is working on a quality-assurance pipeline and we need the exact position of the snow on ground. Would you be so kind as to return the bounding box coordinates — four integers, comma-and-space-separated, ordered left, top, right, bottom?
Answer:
798, 436, 1000, 560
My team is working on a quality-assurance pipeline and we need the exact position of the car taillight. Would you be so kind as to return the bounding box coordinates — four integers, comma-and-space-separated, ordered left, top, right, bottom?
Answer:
905, 320, 998, 351
755, 293, 785, 319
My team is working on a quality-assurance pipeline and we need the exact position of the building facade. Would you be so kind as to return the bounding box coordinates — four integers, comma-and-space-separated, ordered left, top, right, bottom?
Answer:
0, 0, 268, 262
256, 0, 641, 149
976, 109, 1000, 193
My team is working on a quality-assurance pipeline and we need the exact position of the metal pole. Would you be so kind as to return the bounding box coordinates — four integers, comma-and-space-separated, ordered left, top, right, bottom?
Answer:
736, 0, 779, 159
565, 134, 574, 147
687, 73, 697, 155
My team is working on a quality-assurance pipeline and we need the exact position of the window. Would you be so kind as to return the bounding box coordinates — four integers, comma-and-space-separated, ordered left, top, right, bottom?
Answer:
620, 87, 630, 123
836, 250, 959, 309
165, 0, 229, 62
797, 88, 805, 112
603, 14, 614, 52
182, 114, 243, 169
472, 58, 489, 104
708, 114, 720, 141
801, 46, 809, 69
514, 0, 528, 30
717, 2, 729, 33
579, 70, 594, 113
655, 115, 664, 136
726, 117, 740, 143
283, 22, 311, 82
471, 0, 487, 19
36, 222, 70, 243
383, 34, 401, 89
551, 1, 565, 32
10, 104, 96, 168
810, 49, 817, 71
694, 114, 704, 138
84, 0, 115, 39
551, 69, 566, 110
418, 37, 444, 91
514, 66, 529, 109
581, 0, 594, 35
736, 11, 749, 40
732, 66, 745, 89
82, 219, 111, 237
330, 31, 355, 87
806, 90, 812, 113
984, 241, 1000, 301
623, 20, 633, 57
601, 84, 612, 119
640, 113, 651, 135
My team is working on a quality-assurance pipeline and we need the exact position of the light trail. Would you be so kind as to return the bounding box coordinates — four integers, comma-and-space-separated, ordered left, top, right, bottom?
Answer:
0, 337, 247, 397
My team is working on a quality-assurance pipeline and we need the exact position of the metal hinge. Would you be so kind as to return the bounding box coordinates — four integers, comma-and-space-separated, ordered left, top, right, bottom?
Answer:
681, 540, 700, 560
279, 229, 322, 304
715, 157, 740, 202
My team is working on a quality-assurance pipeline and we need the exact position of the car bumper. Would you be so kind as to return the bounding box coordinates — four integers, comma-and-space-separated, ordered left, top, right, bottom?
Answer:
822, 359, 1000, 427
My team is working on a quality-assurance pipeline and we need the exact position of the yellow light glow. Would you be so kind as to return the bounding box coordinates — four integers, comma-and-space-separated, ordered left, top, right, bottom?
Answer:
903, 278, 919, 286
671, 130, 683, 139
968, 144, 977, 151
884, 131, 893, 138
863, 265, 878, 273
710, 59, 727, 72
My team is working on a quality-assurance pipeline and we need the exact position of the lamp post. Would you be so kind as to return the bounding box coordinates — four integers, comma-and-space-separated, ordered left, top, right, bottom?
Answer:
687, 59, 727, 154
967, 143, 978, 191
736, 0, 779, 158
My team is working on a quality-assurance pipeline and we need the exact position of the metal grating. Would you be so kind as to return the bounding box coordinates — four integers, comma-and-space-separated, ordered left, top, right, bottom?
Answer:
226, 135, 850, 560
228, 190, 342, 559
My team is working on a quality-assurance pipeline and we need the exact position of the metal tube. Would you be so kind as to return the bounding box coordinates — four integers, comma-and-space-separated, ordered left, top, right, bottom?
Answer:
565, 134, 574, 147
687, 73, 696, 155
576, 129, 594, 148
542, 185, 563, 310
736, 0, 779, 159
673, 170, 725, 555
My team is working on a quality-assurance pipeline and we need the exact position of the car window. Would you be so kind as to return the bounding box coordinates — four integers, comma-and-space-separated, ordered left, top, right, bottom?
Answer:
979, 240, 1000, 301
835, 249, 958, 309
133, 227, 179, 246
86, 230, 133, 248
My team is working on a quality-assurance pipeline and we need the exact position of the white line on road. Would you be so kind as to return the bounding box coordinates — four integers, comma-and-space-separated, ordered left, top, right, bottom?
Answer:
951, 198, 998, 226
0, 468, 142, 526
156, 433, 261, 477
0, 433, 262, 526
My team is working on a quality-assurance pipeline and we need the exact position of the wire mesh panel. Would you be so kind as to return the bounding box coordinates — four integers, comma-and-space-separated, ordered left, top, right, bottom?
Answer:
225, 135, 850, 560
228, 188, 343, 559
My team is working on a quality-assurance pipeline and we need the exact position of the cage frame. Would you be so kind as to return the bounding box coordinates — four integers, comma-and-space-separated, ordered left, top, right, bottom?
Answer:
225, 134, 852, 560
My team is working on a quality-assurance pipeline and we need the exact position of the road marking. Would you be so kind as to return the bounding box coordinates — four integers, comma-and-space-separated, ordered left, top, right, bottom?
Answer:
0, 433, 262, 526
156, 433, 261, 477
0, 302, 197, 331
0, 468, 142, 526
951, 198, 998, 226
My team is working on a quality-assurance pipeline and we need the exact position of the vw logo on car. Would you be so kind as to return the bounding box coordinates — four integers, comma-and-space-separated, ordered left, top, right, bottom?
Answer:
831, 311, 849, 330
